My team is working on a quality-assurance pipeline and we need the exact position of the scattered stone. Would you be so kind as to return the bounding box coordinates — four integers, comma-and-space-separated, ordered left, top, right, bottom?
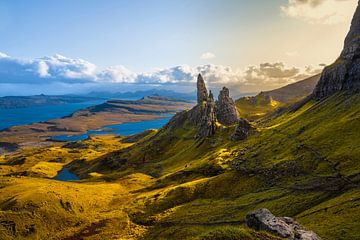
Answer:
246, 208, 321, 240
231, 118, 256, 141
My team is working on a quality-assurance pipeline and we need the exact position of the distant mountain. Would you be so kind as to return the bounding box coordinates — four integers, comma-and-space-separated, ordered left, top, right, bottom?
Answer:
262, 74, 320, 103
84, 89, 196, 101
0, 90, 196, 109
0, 94, 100, 109
235, 74, 320, 119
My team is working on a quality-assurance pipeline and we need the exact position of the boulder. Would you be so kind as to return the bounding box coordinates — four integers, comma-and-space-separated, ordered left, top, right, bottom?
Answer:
246, 208, 321, 240
231, 118, 256, 141
216, 87, 239, 125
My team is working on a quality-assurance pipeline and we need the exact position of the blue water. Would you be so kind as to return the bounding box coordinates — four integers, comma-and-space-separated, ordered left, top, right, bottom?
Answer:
0, 100, 105, 131
51, 116, 172, 141
53, 168, 80, 181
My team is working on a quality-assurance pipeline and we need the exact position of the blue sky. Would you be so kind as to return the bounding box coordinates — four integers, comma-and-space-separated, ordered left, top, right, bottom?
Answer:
0, 0, 357, 96
0, 0, 280, 71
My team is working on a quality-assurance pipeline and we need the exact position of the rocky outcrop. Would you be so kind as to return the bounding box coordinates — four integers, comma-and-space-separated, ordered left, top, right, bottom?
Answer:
169, 74, 239, 138
216, 87, 239, 125
197, 74, 208, 104
246, 208, 321, 240
231, 118, 256, 141
313, 1, 360, 98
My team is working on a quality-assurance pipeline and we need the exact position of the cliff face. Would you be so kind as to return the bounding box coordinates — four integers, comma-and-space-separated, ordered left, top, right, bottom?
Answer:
313, 0, 360, 98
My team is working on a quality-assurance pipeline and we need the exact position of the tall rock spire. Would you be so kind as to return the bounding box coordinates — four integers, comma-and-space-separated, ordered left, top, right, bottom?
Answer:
313, 1, 360, 98
197, 74, 208, 104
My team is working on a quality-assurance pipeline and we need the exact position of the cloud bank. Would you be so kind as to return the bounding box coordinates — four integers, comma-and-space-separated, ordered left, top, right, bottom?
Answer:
0, 52, 324, 96
281, 0, 356, 24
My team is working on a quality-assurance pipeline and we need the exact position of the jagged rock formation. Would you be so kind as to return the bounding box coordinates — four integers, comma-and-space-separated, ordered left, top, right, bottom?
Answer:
313, 0, 360, 98
197, 74, 208, 103
169, 74, 239, 138
216, 87, 239, 125
231, 118, 256, 141
246, 209, 321, 240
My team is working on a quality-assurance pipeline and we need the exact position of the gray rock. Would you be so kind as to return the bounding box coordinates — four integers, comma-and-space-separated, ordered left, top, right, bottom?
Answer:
231, 118, 256, 141
189, 97, 218, 138
169, 74, 240, 138
313, 1, 360, 98
197, 74, 208, 104
216, 87, 239, 125
246, 208, 321, 240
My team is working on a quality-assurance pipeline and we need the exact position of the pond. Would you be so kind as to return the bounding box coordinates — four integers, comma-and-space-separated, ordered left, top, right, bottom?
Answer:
53, 168, 80, 181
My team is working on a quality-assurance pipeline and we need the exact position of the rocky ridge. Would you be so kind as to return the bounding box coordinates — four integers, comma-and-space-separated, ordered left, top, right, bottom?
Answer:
313, 0, 360, 98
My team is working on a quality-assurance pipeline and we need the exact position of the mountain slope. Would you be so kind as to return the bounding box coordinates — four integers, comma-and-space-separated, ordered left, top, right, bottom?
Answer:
235, 74, 320, 120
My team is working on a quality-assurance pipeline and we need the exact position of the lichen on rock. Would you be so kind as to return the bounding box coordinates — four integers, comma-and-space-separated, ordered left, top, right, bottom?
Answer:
246, 208, 321, 240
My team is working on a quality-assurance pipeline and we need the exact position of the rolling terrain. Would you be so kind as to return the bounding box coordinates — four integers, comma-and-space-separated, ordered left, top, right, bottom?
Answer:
1, 2, 360, 240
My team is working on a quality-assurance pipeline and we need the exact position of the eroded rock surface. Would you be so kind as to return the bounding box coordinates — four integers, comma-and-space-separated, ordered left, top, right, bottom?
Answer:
166, 74, 240, 138
246, 208, 321, 240
231, 118, 256, 141
216, 87, 239, 125
313, 0, 360, 98
197, 74, 208, 104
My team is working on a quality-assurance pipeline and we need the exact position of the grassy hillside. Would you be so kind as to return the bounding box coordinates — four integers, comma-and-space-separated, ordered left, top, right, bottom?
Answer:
0, 92, 359, 239
235, 74, 320, 120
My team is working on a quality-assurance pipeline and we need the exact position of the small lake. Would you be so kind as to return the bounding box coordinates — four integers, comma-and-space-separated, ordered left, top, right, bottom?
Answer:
0, 100, 105, 131
50, 116, 172, 141
53, 168, 79, 181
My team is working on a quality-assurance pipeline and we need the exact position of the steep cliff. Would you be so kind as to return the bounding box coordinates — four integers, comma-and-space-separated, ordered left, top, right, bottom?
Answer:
313, 0, 360, 98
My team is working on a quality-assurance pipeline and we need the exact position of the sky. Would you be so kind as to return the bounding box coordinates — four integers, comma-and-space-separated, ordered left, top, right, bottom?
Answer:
0, 0, 358, 96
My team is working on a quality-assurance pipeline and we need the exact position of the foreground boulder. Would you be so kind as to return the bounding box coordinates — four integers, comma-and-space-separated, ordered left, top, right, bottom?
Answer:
246, 208, 321, 240
231, 118, 256, 141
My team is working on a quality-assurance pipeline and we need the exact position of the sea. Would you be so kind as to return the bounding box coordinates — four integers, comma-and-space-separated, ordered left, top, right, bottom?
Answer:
0, 100, 105, 131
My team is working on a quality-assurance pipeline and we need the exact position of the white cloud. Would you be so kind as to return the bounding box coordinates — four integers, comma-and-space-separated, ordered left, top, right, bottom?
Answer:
0, 52, 9, 58
37, 61, 50, 77
99, 65, 137, 83
200, 52, 216, 60
0, 52, 324, 96
281, 0, 357, 24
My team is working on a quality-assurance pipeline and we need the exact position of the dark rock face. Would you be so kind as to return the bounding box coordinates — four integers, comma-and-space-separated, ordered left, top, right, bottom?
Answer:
231, 118, 256, 141
216, 87, 239, 125
313, 1, 360, 98
197, 74, 208, 104
195, 98, 217, 138
246, 208, 321, 240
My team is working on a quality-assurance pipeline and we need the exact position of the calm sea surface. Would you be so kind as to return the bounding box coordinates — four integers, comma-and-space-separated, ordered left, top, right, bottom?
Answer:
0, 100, 105, 131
